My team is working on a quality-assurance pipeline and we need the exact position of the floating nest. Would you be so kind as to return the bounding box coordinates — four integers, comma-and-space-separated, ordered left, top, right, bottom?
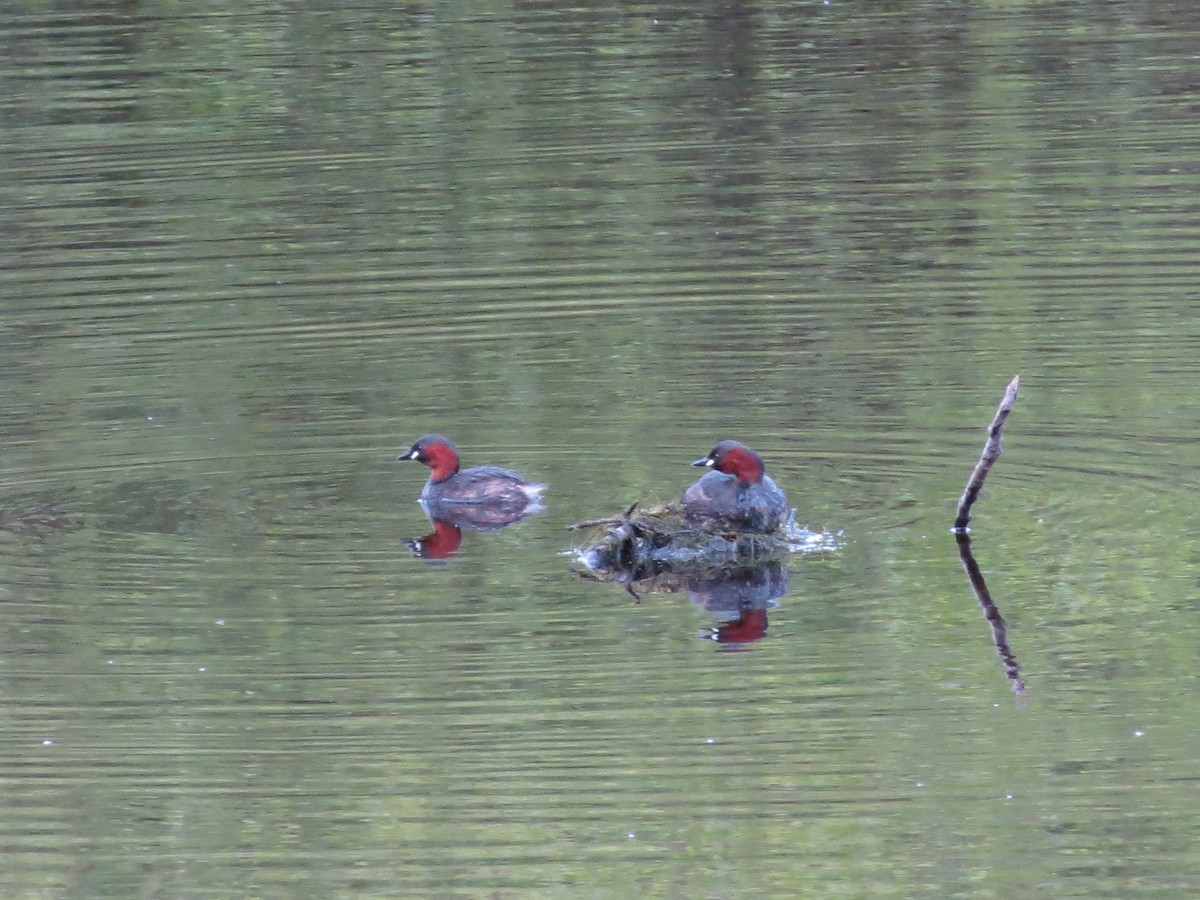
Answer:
568, 501, 824, 586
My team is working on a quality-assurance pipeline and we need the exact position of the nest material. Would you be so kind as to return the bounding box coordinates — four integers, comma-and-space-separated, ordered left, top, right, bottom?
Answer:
569, 501, 800, 580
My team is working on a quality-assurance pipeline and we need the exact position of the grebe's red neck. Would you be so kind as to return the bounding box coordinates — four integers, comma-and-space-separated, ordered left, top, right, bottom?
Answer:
693, 440, 766, 485
401, 434, 461, 483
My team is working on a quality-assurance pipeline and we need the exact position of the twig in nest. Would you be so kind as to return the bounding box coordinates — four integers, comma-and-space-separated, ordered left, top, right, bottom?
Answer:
565, 502, 640, 531
954, 375, 1019, 532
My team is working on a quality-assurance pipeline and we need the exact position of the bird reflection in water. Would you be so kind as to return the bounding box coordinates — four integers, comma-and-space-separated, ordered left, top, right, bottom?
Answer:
574, 554, 789, 648
406, 498, 544, 560
689, 561, 788, 648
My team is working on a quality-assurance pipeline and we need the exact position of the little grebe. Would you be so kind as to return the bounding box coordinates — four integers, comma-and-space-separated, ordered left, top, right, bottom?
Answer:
683, 440, 789, 533
400, 434, 546, 516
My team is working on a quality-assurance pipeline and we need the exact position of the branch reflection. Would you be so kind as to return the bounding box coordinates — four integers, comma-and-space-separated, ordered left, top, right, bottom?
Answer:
955, 531, 1027, 704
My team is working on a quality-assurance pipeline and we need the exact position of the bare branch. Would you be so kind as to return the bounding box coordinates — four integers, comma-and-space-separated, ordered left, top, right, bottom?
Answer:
954, 376, 1020, 532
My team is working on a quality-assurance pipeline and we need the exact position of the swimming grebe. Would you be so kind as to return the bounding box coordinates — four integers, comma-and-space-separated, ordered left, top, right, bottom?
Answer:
400, 434, 546, 515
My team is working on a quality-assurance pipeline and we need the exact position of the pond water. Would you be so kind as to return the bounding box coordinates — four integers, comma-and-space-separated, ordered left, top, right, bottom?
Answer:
4, 2, 1200, 897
